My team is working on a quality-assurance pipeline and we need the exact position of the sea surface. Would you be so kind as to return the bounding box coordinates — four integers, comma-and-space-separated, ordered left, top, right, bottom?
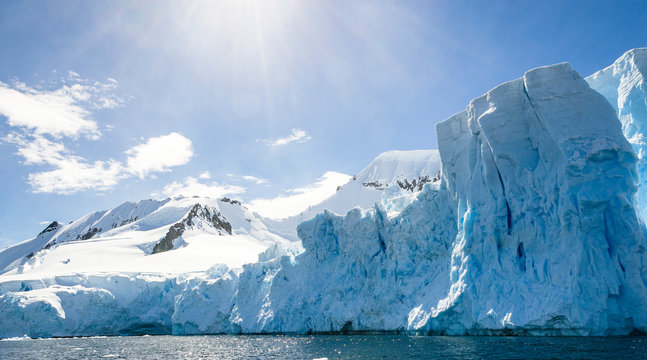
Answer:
0, 335, 645, 359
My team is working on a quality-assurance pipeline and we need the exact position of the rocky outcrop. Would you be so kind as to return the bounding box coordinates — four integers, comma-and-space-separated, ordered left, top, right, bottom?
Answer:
220, 197, 241, 206
396, 173, 440, 192
152, 204, 232, 255
76, 227, 101, 240
37, 222, 61, 236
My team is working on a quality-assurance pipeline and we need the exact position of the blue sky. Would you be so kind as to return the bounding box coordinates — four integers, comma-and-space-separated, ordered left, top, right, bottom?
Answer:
0, 0, 646, 248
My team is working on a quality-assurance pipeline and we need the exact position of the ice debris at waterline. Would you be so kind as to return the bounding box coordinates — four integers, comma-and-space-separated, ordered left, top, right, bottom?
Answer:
1, 50, 647, 338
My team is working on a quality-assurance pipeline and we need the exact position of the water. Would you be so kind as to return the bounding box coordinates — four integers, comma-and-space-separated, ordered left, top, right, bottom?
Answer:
1, 335, 645, 359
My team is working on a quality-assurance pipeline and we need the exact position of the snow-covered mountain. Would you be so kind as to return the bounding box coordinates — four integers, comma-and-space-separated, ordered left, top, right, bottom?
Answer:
0, 149, 441, 275
2, 49, 647, 338
264, 149, 441, 240
0, 196, 289, 276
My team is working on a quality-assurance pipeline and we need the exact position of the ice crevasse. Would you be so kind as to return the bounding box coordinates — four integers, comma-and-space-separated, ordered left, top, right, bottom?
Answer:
233, 62, 647, 335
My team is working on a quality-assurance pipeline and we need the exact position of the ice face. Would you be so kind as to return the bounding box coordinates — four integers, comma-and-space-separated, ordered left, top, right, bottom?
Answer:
587, 48, 647, 220
0, 269, 243, 338
229, 187, 457, 334
429, 62, 647, 335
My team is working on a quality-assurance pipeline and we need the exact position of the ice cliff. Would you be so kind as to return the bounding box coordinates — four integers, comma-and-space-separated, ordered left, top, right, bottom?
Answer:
429, 62, 647, 334
2, 51, 647, 338
587, 48, 647, 220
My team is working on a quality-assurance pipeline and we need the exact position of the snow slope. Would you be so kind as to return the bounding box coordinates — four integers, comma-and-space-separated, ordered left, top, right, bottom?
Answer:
0, 196, 288, 276
264, 150, 441, 241
586, 48, 647, 219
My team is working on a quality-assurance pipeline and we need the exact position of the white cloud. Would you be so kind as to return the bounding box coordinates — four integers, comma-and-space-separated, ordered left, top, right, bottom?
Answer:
67, 70, 82, 80
4, 133, 68, 166
3, 132, 126, 195
0, 76, 127, 140
0, 82, 100, 139
248, 171, 351, 219
4, 129, 193, 194
0, 75, 191, 195
153, 175, 245, 199
265, 128, 312, 147
227, 173, 270, 185
198, 171, 211, 180
242, 175, 269, 184
28, 159, 124, 195
15, 132, 194, 194
125, 132, 194, 179
0, 74, 130, 194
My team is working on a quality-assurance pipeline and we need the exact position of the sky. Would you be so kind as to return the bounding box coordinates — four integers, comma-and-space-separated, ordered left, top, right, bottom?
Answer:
0, 0, 646, 248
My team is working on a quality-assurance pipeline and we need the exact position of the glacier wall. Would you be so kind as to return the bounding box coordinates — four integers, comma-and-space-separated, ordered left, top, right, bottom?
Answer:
230, 186, 457, 333
0, 273, 182, 337
0, 266, 240, 338
431, 63, 647, 334
587, 48, 647, 220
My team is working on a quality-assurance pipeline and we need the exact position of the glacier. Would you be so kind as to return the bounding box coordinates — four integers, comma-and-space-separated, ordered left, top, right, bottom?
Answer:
228, 61, 647, 335
428, 62, 647, 335
587, 48, 647, 221
2, 49, 647, 338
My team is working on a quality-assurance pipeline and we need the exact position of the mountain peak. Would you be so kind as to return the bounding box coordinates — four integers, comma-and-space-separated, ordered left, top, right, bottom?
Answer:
37, 221, 61, 236
355, 149, 440, 185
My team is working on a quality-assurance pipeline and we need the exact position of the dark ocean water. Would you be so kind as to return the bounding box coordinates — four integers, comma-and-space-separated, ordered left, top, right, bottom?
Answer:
0, 335, 645, 359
